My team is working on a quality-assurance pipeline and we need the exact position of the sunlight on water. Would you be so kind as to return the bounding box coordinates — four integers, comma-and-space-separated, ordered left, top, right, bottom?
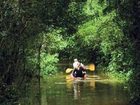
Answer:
20, 74, 129, 105
20, 74, 130, 105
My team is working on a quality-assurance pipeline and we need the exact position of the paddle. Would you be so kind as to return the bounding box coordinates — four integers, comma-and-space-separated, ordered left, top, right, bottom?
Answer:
65, 64, 95, 74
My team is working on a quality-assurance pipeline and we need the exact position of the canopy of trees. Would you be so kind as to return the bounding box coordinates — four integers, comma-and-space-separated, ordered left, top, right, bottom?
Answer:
0, 0, 140, 104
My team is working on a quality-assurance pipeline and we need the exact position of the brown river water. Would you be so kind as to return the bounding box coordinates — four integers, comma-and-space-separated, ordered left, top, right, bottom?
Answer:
19, 74, 130, 105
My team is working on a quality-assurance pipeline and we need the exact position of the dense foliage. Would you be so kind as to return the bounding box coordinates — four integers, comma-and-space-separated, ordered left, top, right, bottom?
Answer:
78, 0, 134, 81
0, 0, 140, 104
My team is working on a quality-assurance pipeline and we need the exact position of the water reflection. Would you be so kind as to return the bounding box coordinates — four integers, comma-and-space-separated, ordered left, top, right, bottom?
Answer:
65, 74, 129, 105
19, 74, 130, 105
73, 81, 82, 100
66, 76, 96, 100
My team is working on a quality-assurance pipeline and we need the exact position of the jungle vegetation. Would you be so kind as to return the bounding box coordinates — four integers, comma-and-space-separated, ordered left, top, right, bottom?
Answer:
0, 0, 140, 104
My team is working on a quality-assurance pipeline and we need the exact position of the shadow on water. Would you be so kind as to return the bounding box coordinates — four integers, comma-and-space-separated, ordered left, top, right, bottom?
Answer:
19, 74, 130, 105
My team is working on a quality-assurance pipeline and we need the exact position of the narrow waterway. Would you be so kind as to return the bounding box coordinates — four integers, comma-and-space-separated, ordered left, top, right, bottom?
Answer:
19, 74, 129, 105
20, 74, 130, 105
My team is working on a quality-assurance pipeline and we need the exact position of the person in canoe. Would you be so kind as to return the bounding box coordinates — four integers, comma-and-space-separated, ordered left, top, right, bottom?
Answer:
71, 59, 86, 79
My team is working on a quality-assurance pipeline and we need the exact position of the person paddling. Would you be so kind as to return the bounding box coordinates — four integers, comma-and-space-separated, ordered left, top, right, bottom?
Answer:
71, 59, 86, 79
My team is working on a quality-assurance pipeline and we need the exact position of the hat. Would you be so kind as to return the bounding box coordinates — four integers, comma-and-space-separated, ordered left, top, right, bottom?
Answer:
74, 58, 78, 62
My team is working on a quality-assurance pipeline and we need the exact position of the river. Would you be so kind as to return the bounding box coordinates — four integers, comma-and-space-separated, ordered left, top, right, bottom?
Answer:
19, 73, 130, 105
